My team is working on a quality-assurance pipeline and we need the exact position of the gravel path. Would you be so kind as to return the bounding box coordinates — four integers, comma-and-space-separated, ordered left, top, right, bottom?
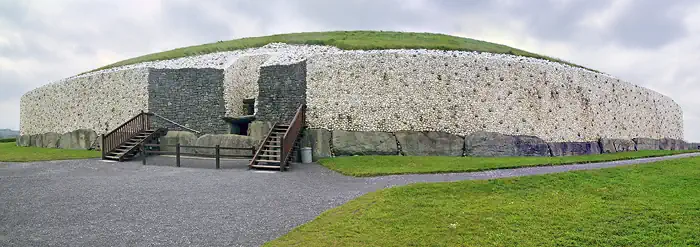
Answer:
1, 152, 699, 246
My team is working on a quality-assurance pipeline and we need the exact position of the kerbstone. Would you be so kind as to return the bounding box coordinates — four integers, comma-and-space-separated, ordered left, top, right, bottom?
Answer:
159, 131, 197, 153
332, 130, 398, 156
633, 138, 661, 151
548, 142, 601, 156
17, 135, 31, 147
300, 128, 332, 161
395, 131, 464, 156
248, 121, 274, 141
59, 129, 98, 150
660, 138, 687, 150
464, 132, 549, 157
194, 134, 259, 156
599, 138, 635, 153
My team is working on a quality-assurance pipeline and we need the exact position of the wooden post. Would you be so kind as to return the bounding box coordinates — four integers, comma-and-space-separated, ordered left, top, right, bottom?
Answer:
101, 134, 105, 159
215, 145, 220, 169
141, 143, 146, 165
176, 143, 181, 167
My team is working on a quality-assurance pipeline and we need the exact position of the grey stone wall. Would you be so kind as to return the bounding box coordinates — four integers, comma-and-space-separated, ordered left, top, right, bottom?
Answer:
147, 68, 228, 134
255, 60, 307, 123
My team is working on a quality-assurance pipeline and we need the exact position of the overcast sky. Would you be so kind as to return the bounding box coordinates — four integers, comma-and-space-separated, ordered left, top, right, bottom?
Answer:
1, 0, 699, 140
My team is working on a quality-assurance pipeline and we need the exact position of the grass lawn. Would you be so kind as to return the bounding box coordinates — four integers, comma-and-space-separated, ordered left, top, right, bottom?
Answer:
320, 150, 698, 177
0, 143, 101, 162
266, 157, 700, 247
89, 31, 593, 73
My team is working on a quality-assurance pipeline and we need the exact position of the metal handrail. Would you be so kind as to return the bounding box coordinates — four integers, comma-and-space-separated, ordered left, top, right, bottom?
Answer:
147, 112, 202, 134
281, 104, 305, 169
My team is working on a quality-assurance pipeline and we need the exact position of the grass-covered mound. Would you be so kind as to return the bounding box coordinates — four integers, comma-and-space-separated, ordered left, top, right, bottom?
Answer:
320, 150, 698, 176
266, 156, 700, 246
92, 31, 593, 72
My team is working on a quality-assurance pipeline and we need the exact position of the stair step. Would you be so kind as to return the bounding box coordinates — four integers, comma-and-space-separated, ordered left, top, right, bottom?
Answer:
255, 159, 281, 163
276, 124, 290, 127
104, 155, 121, 160
259, 154, 280, 158
251, 164, 285, 169
262, 150, 281, 153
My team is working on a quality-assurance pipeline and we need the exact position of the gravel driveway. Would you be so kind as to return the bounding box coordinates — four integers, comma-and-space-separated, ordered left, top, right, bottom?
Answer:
2, 152, 699, 246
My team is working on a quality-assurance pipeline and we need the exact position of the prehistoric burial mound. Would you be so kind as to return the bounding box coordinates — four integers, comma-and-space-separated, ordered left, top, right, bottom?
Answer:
19, 31, 686, 156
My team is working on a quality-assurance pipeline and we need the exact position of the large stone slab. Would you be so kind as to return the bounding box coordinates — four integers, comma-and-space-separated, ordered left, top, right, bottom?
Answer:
41, 132, 61, 148
248, 121, 274, 141
194, 134, 260, 157
599, 138, 635, 153
30, 134, 43, 147
659, 138, 687, 150
16, 135, 31, 147
548, 142, 601, 156
464, 132, 549, 157
395, 131, 464, 156
633, 138, 661, 151
159, 131, 197, 152
689, 143, 700, 150
332, 130, 398, 156
59, 129, 98, 150
300, 128, 332, 161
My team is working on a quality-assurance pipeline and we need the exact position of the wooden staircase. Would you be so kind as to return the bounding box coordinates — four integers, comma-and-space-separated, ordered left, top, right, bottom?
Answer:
102, 111, 170, 162
250, 105, 305, 171
103, 128, 167, 161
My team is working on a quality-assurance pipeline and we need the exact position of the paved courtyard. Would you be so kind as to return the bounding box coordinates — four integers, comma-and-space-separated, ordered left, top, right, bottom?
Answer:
2, 152, 699, 246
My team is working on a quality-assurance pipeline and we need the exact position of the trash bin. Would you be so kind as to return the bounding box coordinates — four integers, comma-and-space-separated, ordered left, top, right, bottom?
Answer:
301, 147, 313, 164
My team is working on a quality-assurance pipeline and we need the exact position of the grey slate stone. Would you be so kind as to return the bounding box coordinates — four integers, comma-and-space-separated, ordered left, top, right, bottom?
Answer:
548, 141, 601, 156
300, 128, 332, 161
464, 132, 549, 157
194, 134, 260, 156
332, 130, 398, 156
17, 135, 31, 147
633, 138, 661, 151
599, 138, 635, 153
395, 131, 464, 156
59, 129, 98, 150
147, 68, 228, 135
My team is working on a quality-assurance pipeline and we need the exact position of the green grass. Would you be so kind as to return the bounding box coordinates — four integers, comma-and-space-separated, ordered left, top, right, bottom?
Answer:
0, 138, 16, 143
88, 30, 595, 73
0, 143, 101, 162
320, 150, 698, 177
266, 157, 700, 247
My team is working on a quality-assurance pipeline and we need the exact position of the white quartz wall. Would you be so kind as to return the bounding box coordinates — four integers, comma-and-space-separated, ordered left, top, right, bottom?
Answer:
20, 68, 149, 135
305, 51, 683, 142
223, 55, 270, 117
20, 43, 683, 142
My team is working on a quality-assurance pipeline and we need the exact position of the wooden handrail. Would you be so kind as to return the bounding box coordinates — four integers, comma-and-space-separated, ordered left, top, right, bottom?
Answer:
280, 104, 305, 170
102, 111, 151, 158
104, 111, 147, 137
